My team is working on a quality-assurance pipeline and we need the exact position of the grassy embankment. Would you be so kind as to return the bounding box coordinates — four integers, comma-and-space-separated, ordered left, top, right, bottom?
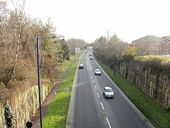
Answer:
97, 60, 170, 128
42, 56, 78, 128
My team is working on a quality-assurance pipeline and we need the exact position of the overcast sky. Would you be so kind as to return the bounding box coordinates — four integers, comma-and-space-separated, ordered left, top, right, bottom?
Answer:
7, 0, 170, 43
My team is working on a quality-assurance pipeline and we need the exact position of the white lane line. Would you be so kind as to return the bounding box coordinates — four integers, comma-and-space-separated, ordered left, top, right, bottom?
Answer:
95, 85, 97, 89
92, 80, 95, 83
97, 92, 100, 98
106, 117, 112, 128
100, 102, 104, 110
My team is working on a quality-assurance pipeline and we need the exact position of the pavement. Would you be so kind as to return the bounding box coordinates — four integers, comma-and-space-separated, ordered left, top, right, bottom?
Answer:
66, 52, 155, 128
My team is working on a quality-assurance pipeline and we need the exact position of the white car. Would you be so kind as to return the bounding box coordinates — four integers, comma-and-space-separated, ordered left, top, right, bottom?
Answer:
103, 87, 114, 98
79, 64, 84, 69
95, 69, 101, 75
90, 56, 93, 60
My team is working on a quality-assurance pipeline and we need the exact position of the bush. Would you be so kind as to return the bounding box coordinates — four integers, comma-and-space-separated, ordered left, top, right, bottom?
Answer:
4, 105, 14, 128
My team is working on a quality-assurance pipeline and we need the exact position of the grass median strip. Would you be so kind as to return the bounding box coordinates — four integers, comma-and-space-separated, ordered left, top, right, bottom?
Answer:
98, 60, 170, 128
43, 59, 78, 128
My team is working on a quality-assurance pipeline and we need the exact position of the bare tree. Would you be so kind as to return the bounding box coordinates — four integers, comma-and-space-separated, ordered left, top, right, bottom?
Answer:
67, 38, 86, 55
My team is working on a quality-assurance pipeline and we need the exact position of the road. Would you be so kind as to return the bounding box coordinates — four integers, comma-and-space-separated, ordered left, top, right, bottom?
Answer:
66, 52, 154, 128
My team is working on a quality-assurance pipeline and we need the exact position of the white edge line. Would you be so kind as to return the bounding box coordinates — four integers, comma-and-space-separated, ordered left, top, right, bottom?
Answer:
100, 102, 104, 110
106, 117, 112, 128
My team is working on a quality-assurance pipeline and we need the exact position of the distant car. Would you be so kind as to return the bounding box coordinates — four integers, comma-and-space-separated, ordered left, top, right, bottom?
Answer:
79, 64, 84, 69
90, 56, 93, 60
95, 69, 101, 75
103, 87, 114, 98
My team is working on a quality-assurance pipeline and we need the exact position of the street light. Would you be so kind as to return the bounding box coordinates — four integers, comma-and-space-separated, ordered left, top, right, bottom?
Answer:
36, 35, 64, 128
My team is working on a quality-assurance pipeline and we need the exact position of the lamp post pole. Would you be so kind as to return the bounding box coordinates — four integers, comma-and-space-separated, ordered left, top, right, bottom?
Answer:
36, 35, 64, 128
36, 37, 43, 128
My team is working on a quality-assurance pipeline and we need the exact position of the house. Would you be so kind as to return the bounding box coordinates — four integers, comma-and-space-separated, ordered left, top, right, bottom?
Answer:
132, 35, 170, 55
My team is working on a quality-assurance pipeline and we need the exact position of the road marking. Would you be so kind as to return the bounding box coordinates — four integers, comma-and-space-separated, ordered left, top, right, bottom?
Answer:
100, 102, 104, 110
95, 85, 97, 89
106, 117, 112, 128
97, 92, 100, 98
92, 80, 95, 83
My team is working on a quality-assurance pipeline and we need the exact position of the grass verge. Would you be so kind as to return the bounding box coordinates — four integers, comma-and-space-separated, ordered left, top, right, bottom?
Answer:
97, 60, 170, 128
42, 58, 78, 128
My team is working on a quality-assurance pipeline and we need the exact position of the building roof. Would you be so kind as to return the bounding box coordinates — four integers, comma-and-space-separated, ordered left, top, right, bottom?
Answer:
132, 35, 163, 44
132, 35, 170, 44
162, 36, 170, 41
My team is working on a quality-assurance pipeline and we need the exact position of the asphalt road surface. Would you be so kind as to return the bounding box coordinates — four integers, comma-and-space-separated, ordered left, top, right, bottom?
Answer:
66, 52, 154, 128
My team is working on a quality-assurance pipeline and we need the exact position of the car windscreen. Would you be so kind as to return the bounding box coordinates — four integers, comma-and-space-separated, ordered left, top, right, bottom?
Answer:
105, 89, 112, 92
